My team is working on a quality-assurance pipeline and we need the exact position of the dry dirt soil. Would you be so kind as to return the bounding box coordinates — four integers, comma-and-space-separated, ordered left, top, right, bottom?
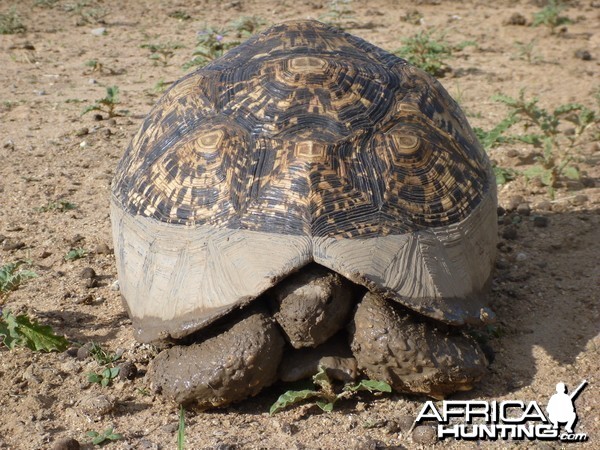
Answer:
0, 0, 599, 449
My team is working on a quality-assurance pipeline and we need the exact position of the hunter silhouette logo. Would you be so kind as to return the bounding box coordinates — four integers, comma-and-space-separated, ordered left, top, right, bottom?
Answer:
547, 380, 587, 435
415, 380, 589, 442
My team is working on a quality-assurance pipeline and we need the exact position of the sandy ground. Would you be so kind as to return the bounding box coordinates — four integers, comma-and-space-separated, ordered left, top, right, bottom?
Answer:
0, 0, 598, 449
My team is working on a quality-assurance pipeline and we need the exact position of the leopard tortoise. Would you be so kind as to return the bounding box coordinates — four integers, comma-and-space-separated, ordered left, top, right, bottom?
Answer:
111, 20, 498, 407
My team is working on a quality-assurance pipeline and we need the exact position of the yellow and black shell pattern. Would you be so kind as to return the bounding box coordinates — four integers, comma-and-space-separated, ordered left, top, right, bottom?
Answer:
112, 20, 492, 239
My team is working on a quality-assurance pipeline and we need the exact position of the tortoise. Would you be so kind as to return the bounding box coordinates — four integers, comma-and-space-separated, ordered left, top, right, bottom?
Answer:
110, 19, 498, 407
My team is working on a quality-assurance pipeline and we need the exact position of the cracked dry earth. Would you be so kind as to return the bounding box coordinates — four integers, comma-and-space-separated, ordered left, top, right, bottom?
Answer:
0, 0, 598, 449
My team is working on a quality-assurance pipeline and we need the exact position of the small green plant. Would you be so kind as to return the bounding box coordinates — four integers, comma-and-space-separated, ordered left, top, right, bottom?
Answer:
0, 309, 69, 352
86, 342, 122, 387
514, 39, 541, 64
319, 0, 355, 30
84, 59, 103, 72
34, 0, 59, 8
0, 261, 38, 302
87, 367, 120, 387
0, 7, 27, 34
65, 1, 107, 25
87, 427, 123, 445
230, 16, 266, 38
490, 90, 599, 192
270, 366, 392, 414
152, 79, 169, 94
36, 200, 77, 213
393, 29, 475, 77
89, 342, 122, 365
532, 0, 571, 34
168, 10, 192, 21
82, 86, 122, 118
474, 116, 519, 150
65, 248, 88, 261
184, 27, 241, 70
141, 42, 184, 66
400, 9, 423, 25
178, 405, 185, 450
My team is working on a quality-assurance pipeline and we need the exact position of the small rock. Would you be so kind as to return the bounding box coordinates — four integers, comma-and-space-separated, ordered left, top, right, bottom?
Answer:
412, 425, 437, 444
88, 78, 97, 84
2, 240, 25, 251
4, 140, 15, 150
77, 394, 114, 418
70, 234, 85, 245
95, 243, 112, 254
495, 259, 510, 270
160, 422, 179, 434
6, 225, 23, 232
91, 27, 106, 36
571, 194, 588, 206
77, 343, 93, 361
81, 267, 96, 280
110, 280, 120, 291
93, 113, 103, 121
516, 252, 527, 262
396, 415, 415, 432
505, 12, 527, 25
52, 438, 80, 450
276, 420, 298, 435
0, 235, 6, 243
65, 347, 79, 358
575, 49, 591, 61
534, 200, 552, 212
496, 206, 506, 217
84, 278, 98, 289
516, 203, 530, 216
39, 250, 52, 259
533, 216, 549, 228
119, 361, 138, 380
74, 127, 89, 137
506, 195, 524, 211
502, 226, 518, 240
505, 148, 519, 158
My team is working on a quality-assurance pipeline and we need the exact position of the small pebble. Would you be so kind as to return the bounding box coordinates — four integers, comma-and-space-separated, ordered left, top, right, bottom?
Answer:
65, 347, 79, 358
504, 12, 527, 25
516, 252, 527, 262
533, 216, 549, 228
506, 195, 524, 211
81, 267, 96, 280
52, 438, 80, 450
110, 280, 120, 291
119, 361, 138, 380
516, 203, 530, 216
571, 194, 588, 206
39, 250, 52, 258
77, 343, 93, 361
2, 240, 25, 251
95, 243, 112, 254
74, 127, 89, 137
91, 27, 106, 36
502, 226, 518, 240
575, 49, 591, 61
396, 415, 415, 432
412, 425, 437, 444
77, 394, 114, 417
84, 278, 98, 289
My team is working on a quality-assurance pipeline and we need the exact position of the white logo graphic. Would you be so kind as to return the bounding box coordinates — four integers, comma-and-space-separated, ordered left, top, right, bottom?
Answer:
414, 380, 589, 442
547, 380, 587, 434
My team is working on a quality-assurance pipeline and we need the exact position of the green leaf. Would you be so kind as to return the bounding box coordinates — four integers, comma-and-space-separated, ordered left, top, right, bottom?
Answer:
178, 405, 185, 450
87, 372, 102, 384
1, 310, 68, 352
345, 379, 392, 393
86, 431, 99, 438
316, 400, 335, 412
269, 389, 320, 415
109, 366, 120, 378
561, 165, 580, 180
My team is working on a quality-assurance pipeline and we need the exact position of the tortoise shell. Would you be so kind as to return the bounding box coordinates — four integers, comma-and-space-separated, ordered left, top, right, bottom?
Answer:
111, 20, 497, 342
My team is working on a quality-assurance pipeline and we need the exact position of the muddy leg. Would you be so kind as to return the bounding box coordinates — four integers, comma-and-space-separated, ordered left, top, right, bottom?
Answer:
349, 292, 488, 399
